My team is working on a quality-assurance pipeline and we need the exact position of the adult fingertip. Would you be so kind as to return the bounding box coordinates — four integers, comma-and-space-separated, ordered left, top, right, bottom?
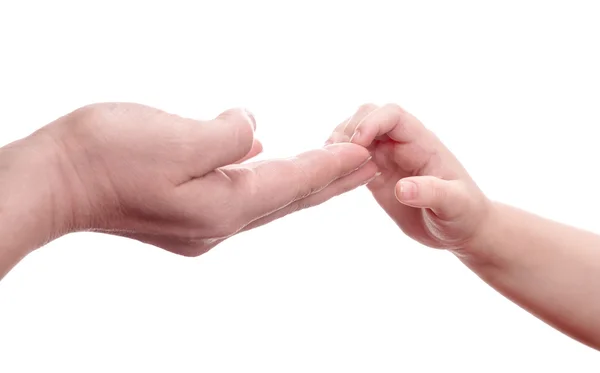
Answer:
216, 107, 256, 132
325, 143, 373, 170
242, 108, 256, 130
364, 170, 382, 186
253, 138, 263, 153
323, 141, 370, 156
192, 108, 256, 173
237, 138, 264, 164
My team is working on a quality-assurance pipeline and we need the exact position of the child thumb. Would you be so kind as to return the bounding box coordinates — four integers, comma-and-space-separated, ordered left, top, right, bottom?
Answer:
394, 176, 468, 219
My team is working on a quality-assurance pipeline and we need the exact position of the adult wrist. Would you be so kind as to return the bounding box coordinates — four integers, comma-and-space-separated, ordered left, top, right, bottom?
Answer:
0, 127, 76, 254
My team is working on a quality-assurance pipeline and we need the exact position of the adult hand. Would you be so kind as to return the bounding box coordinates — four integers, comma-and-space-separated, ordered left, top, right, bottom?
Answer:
327, 103, 491, 253
21, 103, 375, 256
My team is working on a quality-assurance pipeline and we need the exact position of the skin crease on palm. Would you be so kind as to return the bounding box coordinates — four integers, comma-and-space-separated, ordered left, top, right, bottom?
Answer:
327, 103, 492, 254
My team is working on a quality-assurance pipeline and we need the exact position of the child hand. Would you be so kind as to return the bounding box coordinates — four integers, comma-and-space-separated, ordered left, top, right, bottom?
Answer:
327, 104, 492, 253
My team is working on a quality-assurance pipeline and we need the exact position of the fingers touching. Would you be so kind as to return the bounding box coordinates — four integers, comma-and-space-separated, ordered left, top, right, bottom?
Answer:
326, 103, 379, 144
327, 103, 427, 148
350, 104, 426, 147
344, 103, 379, 141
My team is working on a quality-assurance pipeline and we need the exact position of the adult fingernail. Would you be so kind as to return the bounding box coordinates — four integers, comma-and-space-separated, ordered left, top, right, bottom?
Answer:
373, 171, 382, 179
356, 155, 373, 170
243, 108, 256, 130
398, 180, 417, 200
349, 130, 361, 143
364, 171, 382, 184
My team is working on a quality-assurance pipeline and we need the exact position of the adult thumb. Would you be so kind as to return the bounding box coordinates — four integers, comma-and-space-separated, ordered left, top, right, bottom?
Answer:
394, 176, 469, 219
193, 108, 256, 176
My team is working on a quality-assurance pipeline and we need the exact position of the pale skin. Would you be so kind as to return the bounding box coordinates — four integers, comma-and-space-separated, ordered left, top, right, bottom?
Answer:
0, 103, 377, 278
1, 102, 599, 351
327, 103, 600, 351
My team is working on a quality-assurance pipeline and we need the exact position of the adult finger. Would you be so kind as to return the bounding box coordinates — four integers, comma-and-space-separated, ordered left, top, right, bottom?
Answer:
228, 143, 373, 223
234, 138, 263, 164
241, 160, 378, 231
191, 108, 256, 176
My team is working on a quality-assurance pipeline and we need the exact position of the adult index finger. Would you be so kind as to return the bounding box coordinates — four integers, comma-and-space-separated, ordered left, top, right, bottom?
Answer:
232, 142, 372, 222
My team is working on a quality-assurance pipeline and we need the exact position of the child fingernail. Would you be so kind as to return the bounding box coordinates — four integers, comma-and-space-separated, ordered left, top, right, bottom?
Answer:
398, 180, 417, 200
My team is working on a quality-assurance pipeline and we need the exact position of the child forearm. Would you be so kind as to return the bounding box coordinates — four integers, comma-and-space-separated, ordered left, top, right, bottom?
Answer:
461, 202, 600, 350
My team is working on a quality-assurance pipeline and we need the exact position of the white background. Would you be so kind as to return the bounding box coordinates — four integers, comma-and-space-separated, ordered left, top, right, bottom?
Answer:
1, 0, 599, 371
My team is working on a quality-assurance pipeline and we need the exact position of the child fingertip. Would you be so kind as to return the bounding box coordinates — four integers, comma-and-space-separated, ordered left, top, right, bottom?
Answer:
396, 180, 418, 201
